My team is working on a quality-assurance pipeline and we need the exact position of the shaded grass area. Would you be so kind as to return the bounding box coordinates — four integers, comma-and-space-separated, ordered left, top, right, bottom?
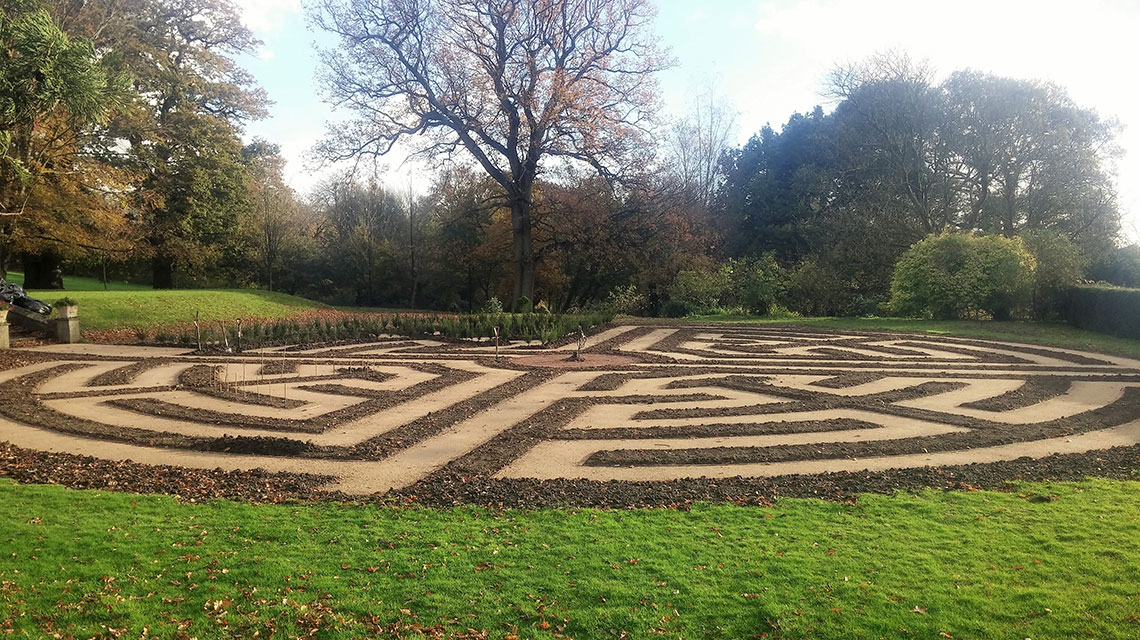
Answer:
2, 479, 1139, 639
25, 289, 327, 331
6, 270, 150, 291
681, 314, 1140, 360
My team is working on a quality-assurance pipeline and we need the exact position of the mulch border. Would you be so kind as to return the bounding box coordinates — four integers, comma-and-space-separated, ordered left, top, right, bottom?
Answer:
2, 439, 1137, 507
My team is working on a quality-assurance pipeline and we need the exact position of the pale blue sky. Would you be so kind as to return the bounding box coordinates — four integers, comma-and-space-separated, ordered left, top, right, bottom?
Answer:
236, 0, 1140, 240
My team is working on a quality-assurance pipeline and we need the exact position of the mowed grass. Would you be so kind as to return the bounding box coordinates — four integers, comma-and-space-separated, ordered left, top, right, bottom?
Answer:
2, 479, 1139, 639
5, 270, 150, 291
683, 314, 1140, 360
2, 271, 325, 331
26, 289, 327, 331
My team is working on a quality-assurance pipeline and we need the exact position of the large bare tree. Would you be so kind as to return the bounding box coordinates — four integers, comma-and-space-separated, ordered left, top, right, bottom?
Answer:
669, 88, 736, 209
310, 0, 668, 307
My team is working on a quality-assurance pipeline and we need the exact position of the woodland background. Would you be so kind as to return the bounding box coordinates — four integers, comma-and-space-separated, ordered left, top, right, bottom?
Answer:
2, 0, 1138, 320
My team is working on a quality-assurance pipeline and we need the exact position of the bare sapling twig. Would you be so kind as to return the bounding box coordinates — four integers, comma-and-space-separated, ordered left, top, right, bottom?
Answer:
194, 311, 202, 352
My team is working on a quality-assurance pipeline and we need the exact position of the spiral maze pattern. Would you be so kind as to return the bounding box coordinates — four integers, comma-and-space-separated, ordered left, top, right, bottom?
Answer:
3, 324, 1140, 501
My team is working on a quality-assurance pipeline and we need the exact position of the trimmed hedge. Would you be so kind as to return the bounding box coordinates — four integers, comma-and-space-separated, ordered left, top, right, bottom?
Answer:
1066, 285, 1140, 339
154, 311, 614, 351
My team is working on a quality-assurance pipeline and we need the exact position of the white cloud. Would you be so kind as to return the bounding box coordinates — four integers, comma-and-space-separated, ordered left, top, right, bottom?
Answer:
238, 0, 302, 34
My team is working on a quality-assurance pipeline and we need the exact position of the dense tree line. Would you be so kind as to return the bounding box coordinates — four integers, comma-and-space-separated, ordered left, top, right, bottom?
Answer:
1, 0, 264, 288
716, 54, 1125, 315
2, 1, 1134, 318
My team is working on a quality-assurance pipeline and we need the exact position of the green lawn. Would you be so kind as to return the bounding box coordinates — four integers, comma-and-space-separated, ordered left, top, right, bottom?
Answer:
28, 289, 327, 332
2, 272, 326, 332
682, 314, 1140, 360
4, 270, 150, 291
1, 478, 1138, 638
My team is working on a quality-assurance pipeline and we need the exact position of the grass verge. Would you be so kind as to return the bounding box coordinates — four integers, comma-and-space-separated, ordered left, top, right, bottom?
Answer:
1, 479, 1138, 638
26, 289, 327, 332
680, 314, 1140, 360
6, 270, 150, 291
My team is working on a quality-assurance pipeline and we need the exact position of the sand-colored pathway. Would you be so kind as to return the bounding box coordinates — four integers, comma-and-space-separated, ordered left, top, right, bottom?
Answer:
3, 324, 1139, 496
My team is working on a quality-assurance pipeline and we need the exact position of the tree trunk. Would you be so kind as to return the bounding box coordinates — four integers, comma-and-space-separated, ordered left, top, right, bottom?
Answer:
1002, 172, 1018, 237
22, 252, 64, 289
409, 209, 418, 309
152, 254, 175, 289
509, 197, 536, 311
967, 172, 990, 231
0, 233, 11, 280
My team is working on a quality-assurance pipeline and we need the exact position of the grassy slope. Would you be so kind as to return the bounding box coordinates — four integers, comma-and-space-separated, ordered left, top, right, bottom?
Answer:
3, 271, 325, 331
683, 314, 1140, 360
28, 290, 327, 331
2, 478, 1139, 639
5, 270, 150, 291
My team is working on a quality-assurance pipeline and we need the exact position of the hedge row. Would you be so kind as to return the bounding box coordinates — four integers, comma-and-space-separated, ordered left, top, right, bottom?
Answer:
1065, 285, 1140, 339
152, 311, 614, 351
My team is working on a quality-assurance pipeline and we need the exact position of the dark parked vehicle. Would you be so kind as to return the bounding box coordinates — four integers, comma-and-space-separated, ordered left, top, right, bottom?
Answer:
0, 279, 53, 315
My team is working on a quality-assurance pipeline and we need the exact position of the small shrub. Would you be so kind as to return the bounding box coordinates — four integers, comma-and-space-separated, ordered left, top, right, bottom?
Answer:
540, 326, 562, 344
1022, 229, 1084, 320
481, 297, 503, 314
726, 255, 784, 315
783, 261, 852, 317
766, 304, 801, 319
659, 299, 693, 318
970, 235, 1036, 320
890, 233, 1034, 320
666, 267, 732, 315
606, 285, 648, 316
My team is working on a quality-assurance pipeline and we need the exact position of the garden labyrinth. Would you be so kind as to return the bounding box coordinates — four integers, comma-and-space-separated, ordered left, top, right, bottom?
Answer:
3, 323, 1140, 502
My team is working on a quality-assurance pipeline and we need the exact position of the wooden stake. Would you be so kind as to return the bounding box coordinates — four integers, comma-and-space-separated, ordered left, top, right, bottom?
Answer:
219, 319, 230, 352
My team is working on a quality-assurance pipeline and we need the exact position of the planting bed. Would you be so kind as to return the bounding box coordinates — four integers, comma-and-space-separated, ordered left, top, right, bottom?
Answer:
2, 323, 1140, 506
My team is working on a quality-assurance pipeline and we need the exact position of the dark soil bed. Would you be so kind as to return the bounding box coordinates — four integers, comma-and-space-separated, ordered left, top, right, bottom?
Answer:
0, 350, 52, 372
810, 372, 888, 388
0, 442, 333, 503
962, 376, 1073, 411
391, 445, 1140, 508
87, 359, 173, 387
107, 364, 474, 434
2, 439, 1138, 508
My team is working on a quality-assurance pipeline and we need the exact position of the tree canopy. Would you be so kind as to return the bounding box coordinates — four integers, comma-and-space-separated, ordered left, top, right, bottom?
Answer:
0, 0, 128, 278
311, 0, 669, 308
0, 9, 1130, 323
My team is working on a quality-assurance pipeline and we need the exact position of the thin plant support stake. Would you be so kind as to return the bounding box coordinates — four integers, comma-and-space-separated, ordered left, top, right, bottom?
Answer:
194, 311, 202, 352
219, 320, 230, 352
